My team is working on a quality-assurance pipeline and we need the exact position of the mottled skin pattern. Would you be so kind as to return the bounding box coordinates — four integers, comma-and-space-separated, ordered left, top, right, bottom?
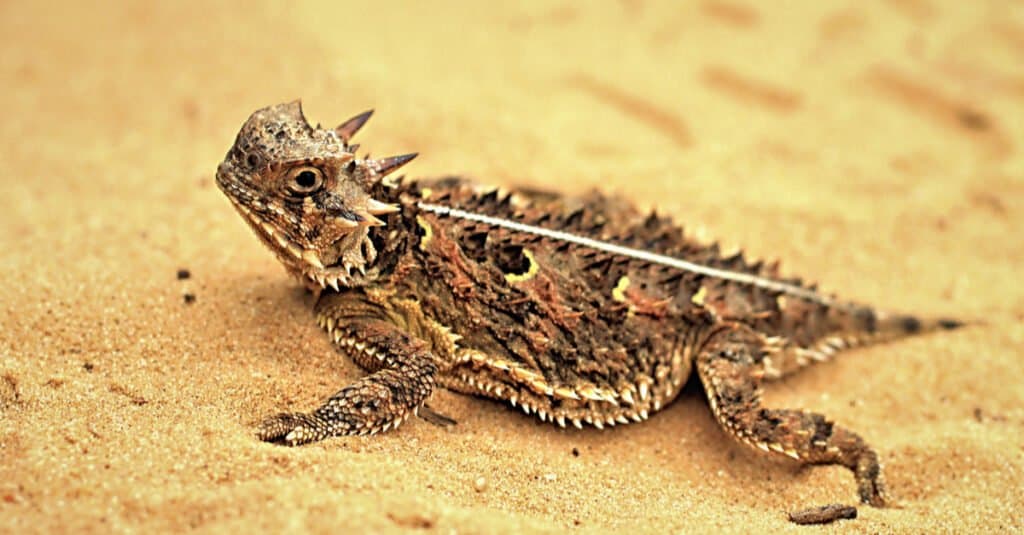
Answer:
216, 102, 962, 509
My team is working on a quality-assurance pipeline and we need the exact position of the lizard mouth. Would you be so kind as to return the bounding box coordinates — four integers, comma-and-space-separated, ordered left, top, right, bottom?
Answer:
228, 198, 371, 290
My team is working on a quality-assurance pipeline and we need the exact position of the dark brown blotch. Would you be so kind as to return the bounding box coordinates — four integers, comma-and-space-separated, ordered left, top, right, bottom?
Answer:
701, 66, 802, 113
855, 307, 877, 333
957, 109, 990, 131
901, 316, 922, 333
494, 245, 532, 276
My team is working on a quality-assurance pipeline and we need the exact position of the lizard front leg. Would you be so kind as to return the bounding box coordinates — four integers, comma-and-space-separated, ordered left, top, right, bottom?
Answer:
257, 318, 438, 446
696, 324, 886, 507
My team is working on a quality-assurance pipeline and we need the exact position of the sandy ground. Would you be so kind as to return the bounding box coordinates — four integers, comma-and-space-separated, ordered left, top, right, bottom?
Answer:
2, 1, 1023, 533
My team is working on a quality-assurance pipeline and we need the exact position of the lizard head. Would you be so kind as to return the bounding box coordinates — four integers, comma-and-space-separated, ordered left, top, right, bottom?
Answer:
216, 101, 415, 290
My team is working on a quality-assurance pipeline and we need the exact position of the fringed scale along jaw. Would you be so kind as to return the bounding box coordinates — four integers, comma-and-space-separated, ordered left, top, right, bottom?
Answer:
215, 101, 415, 290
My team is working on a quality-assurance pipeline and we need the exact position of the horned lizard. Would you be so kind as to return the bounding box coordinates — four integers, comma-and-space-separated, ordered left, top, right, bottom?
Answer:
215, 101, 962, 509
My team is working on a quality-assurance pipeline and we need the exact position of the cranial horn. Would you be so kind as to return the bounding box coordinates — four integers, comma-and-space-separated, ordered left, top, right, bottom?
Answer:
354, 211, 386, 227
280, 100, 308, 124
335, 110, 374, 142
333, 215, 361, 229
371, 153, 418, 176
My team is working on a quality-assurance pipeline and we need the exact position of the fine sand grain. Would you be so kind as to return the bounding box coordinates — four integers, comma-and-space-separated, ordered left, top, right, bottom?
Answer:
2, 2, 1022, 533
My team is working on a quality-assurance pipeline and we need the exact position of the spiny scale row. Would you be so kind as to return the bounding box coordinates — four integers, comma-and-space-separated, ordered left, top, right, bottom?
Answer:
463, 350, 656, 407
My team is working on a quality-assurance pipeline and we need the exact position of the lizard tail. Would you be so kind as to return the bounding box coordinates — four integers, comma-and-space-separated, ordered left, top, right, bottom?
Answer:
865, 307, 963, 337
804, 304, 968, 359
763, 305, 966, 380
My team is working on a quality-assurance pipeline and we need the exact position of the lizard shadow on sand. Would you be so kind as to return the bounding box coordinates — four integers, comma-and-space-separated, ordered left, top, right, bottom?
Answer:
212, 274, 362, 396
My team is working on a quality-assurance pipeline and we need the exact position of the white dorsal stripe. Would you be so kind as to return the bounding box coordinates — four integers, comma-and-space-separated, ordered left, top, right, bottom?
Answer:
417, 202, 834, 305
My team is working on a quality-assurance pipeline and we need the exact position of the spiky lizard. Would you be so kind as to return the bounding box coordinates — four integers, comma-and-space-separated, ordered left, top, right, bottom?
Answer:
215, 101, 962, 512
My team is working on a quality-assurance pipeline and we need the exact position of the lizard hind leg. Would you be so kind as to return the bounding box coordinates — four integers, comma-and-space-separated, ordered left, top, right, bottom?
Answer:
257, 319, 440, 446
696, 324, 886, 507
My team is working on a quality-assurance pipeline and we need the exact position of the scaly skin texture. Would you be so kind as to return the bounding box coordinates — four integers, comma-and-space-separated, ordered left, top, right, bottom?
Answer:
215, 101, 962, 509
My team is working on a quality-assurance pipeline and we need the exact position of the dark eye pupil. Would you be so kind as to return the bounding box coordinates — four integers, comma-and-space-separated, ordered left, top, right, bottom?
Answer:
296, 171, 317, 188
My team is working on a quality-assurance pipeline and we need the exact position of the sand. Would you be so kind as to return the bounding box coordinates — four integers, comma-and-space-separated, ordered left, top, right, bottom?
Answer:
2, 1, 1023, 533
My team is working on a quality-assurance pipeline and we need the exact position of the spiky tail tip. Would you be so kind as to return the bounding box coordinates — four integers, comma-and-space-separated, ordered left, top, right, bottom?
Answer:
817, 305, 966, 357
879, 313, 965, 338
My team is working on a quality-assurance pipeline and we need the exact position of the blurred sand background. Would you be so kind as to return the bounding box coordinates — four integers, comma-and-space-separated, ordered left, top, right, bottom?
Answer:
2, 1, 1023, 533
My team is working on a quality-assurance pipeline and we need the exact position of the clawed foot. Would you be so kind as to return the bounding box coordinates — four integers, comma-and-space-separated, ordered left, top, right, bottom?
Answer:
855, 454, 888, 507
256, 412, 329, 446
697, 326, 891, 509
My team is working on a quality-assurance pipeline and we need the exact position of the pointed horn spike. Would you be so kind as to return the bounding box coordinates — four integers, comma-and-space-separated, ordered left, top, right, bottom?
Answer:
302, 249, 325, 269
355, 211, 386, 227
334, 110, 374, 142
347, 143, 360, 153
365, 198, 401, 215
333, 216, 361, 229
280, 100, 311, 127
372, 153, 418, 176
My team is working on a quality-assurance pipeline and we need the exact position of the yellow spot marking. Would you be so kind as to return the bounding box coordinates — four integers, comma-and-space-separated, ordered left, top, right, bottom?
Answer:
420, 187, 433, 199
776, 295, 787, 310
416, 215, 433, 250
691, 285, 707, 306
611, 276, 630, 302
504, 249, 539, 283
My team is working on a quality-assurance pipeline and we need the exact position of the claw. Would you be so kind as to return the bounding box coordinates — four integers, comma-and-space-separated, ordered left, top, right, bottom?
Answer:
418, 404, 458, 427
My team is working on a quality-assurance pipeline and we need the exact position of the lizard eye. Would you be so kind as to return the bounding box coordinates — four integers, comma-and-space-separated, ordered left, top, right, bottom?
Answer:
287, 167, 324, 195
